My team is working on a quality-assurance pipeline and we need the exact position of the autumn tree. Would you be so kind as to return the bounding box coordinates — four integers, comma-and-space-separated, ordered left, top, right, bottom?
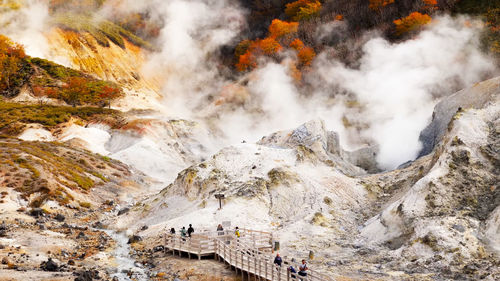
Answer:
394, 12, 432, 36
99, 85, 121, 108
422, 0, 438, 11
0, 35, 27, 96
285, 0, 322, 21
369, 0, 395, 11
32, 86, 48, 105
297, 47, 316, 66
235, 37, 282, 71
268, 19, 299, 41
236, 50, 256, 72
289, 38, 305, 51
61, 77, 88, 106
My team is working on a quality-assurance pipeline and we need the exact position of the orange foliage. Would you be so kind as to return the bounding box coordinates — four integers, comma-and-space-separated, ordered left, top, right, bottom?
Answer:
255, 37, 282, 55
268, 19, 299, 39
393, 12, 432, 35
235, 37, 282, 71
285, 0, 321, 21
100, 85, 121, 108
235, 40, 253, 58
290, 38, 305, 51
422, 0, 438, 10
62, 77, 89, 106
369, 0, 395, 10
0, 35, 26, 92
236, 50, 256, 72
297, 47, 316, 66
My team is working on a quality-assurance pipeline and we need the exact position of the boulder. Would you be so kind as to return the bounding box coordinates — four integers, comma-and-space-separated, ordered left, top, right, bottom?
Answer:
117, 207, 130, 216
127, 235, 142, 244
29, 208, 44, 218
74, 269, 100, 281
40, 258, 59, 271
54, 214, 65, 222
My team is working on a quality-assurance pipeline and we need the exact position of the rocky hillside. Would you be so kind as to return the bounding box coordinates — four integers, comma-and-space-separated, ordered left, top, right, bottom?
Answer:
115, 76, 499, 280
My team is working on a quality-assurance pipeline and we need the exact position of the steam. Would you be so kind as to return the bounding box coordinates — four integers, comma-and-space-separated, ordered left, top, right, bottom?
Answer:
0, 0, 51, 58
107, 0, 245, 118
0, 1, 496, 170
312, 16, 495, 169
148, 14, 493, 170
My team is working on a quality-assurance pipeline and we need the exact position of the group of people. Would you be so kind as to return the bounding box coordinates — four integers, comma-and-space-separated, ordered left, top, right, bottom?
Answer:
274, 253, 309, 278
169, 224, 241, 239
169, 224, 195, 239
168, 224, 310, 278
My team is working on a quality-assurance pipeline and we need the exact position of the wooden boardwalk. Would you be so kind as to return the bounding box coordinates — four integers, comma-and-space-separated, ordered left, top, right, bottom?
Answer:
164, 228, 333, 281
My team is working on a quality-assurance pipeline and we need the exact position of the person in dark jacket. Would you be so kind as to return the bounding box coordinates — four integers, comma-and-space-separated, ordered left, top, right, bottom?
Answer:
170, 228, 175, 234
187, 224, 194, 237
274, 253, 283, 267
217, 224, 224, 236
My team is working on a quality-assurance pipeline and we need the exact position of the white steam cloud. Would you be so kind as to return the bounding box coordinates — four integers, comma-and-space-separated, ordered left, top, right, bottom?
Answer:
0, 0, 496, 171
113, 0, 245, 118
312, 16, 495, 169
0, 0, 51, 58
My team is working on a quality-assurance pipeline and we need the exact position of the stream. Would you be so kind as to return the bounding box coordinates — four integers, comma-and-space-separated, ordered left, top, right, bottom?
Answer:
103, 229, 148, 281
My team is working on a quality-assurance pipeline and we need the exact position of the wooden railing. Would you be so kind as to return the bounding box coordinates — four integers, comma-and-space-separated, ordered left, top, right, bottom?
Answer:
164, 228, 333, 280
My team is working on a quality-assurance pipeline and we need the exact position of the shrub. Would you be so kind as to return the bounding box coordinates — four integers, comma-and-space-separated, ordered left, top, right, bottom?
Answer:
285, 0, 322, 21
290, 38, 305, 51
369, 0, 395, 11
78, 201, 91, 208
297, 47, 316, 66
393, 12, 432, 36
0, 99, 122, 134
268, 19, 299, 40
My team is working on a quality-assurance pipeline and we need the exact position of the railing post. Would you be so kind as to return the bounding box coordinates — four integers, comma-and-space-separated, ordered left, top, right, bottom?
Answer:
215, 240, 219, 261
198, 238, 201, 260
179, 236, 182, 257
271, 264, 274, 281
241, 248, 244, 275
241, 251, 244, 279
254, 256, 257, 279
265, 260, 268, 280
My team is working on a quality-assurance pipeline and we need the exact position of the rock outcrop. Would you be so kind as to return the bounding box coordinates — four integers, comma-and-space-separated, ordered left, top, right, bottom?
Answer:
418, 76, 500, 157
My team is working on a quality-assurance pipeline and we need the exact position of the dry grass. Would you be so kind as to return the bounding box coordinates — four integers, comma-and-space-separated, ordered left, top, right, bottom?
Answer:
0, 138, 130, 207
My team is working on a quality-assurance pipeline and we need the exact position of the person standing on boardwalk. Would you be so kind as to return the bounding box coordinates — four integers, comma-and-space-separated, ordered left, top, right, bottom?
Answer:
274, 253, 282, 268
234, 226, 240, 238
180, 226, 187, 241
298, 259, 308, 277
187, 224, 194, 237
217, 224, 224, 236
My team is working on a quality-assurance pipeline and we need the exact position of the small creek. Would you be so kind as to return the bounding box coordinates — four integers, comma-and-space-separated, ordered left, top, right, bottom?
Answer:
103, 229, 148, 281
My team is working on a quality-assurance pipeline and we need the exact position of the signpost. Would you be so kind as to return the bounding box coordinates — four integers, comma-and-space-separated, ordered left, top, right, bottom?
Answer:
215, 193, 225, 209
